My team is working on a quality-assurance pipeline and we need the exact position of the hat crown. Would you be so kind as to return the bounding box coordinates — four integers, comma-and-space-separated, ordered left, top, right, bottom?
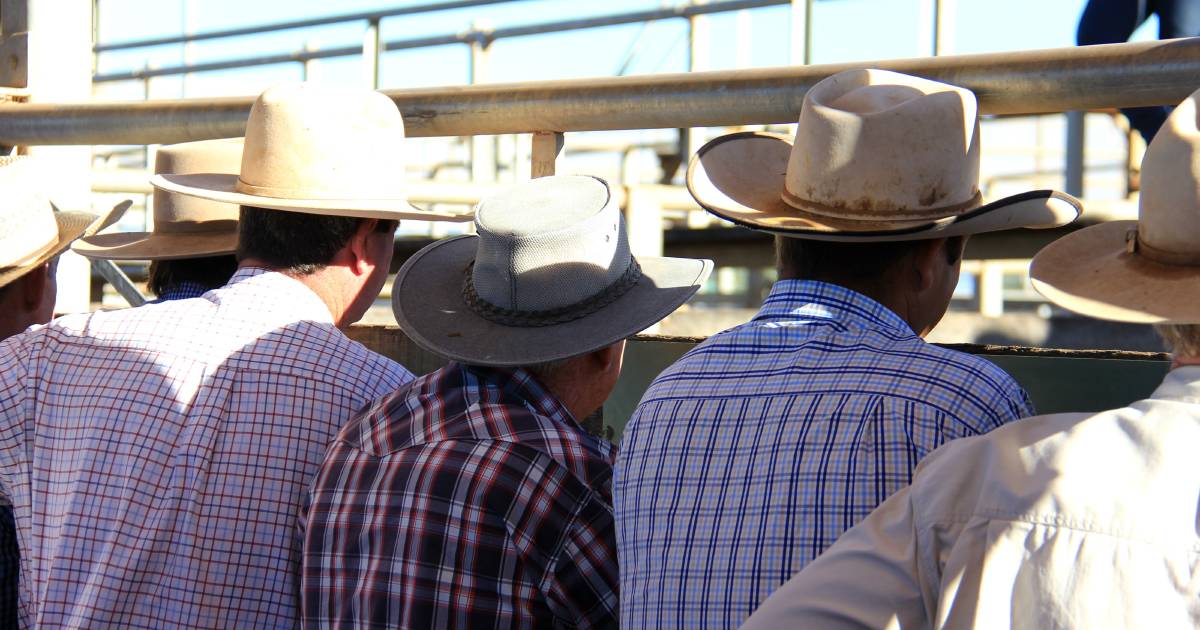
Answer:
153, 138, 242, 233
786, 68, 981, 220
472, 175, 632, 312
235, 83, 408, 201
1138, 93, 1200, 262
0, 157, 58, 268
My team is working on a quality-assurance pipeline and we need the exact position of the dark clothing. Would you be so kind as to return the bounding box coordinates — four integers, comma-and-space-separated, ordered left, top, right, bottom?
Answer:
0, 506, 13, 629
302, 363, 620, 628
1078, 0, 1200, 142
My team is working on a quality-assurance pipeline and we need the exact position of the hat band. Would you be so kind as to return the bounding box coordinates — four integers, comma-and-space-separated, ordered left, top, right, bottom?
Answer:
780, 188, 983, 222
235, 177, 405, 201
462, 258, 643, 328
1128, 228, 1200, 266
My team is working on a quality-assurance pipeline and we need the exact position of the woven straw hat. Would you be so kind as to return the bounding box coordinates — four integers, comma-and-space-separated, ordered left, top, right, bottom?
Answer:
150, 83, 471, 223
75, 138, 243, 260
1032, 87, 1200, 323
0, 156, 131, 288
393, 175, 713, 366
687, 69, 1082, 241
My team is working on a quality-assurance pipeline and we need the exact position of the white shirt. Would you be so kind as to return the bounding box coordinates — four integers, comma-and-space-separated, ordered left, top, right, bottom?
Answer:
743, 366, 1200, 630
0, 267, 413, 628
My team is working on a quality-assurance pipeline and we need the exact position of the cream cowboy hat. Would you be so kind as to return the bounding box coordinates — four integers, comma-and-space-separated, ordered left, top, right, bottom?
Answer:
150, 83, 471, 222
74, 138, 243, 261
393, 175, 713, 366
687, 68, 1083, 241
0, 156, 131, 288
1031, 87, 1200, 323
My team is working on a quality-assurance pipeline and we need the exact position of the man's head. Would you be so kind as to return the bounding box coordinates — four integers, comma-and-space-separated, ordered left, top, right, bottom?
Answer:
392, 175, 713, 420
237, 206, 398, 326
777, 235, 966, 336
0, 258, 57, 341
1155, 325, 1200, 365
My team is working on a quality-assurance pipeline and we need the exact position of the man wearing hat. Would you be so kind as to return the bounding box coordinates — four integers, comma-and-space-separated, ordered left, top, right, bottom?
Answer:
0, 156, 123, 627
301, 175, 712, 628
740, 85, 1200, 630
0, 83, 467, 628
74, 138, 243, 302
614, 69, 1083, 628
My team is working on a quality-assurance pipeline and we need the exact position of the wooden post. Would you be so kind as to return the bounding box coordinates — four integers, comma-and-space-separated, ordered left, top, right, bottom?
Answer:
531, 131, 564, 178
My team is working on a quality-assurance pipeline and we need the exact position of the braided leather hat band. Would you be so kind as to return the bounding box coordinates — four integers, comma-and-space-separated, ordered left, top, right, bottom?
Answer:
462, 258, 644, 328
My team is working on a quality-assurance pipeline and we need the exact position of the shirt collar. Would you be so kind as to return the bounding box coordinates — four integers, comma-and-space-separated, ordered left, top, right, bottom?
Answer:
1150, 365, 1200, 404
463, 363, 584, 431
218, 266, 335, 325
155, 281, 211, 302
753, 279, 913, 334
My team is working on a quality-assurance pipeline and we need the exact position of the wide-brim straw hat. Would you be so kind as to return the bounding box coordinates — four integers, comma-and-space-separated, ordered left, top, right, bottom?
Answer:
0, 156, 130, 288
687, 69, 1082, 241
393, 175, 713, 366
75, 138, 244, 261
150, 83, 472, 223
1031, 87, 1200, 323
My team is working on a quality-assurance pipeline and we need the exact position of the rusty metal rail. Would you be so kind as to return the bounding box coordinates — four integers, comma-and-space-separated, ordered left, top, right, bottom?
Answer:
5, 38, 1200, 145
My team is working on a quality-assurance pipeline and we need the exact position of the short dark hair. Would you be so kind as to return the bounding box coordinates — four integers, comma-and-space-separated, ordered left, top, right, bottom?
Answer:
236, 206, 397, 275
147, 255, 238, 298
776, 235, 965, 282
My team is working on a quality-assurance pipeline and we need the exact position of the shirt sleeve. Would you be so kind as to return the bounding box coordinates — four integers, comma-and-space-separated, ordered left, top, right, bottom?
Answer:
543, 489, 620, 628
740, 486, 930, 630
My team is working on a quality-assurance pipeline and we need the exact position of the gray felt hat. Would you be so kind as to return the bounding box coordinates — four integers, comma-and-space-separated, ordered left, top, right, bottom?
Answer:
392, 175, 714, 366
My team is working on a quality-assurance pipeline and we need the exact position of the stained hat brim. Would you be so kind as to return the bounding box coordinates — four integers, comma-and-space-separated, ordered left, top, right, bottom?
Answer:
687, 131, 1083, 242
0, 201, 131, 288
392, 235, 713, 366
151, 173, 474, 223
1030, 220, 1200, 323
73, 229, 237, 261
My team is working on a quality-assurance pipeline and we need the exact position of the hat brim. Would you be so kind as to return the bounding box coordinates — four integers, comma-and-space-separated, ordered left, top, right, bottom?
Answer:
392, 235, 713, 366
1030, 220, 1200, 324
687, 131, 1083, 242
151, 173, 473, 223
0, 206, 110, 288
73, 229, 237, 261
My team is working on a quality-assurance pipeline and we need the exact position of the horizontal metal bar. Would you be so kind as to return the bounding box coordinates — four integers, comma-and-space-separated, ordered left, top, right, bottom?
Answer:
94, 0, 788, 83
14, 39, 1200, 145
93, 0, 523, 52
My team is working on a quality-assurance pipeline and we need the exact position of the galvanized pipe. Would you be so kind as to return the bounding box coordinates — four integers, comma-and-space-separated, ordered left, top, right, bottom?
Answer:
8, 39, 1200, 146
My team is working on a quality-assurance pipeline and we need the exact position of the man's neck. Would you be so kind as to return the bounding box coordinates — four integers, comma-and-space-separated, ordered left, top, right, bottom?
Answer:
237, 260, 347, 325
780, 275, 918, 334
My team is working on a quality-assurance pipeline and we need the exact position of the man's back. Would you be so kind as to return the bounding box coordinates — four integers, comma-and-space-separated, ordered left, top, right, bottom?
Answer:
614, 279, 1033, 628
0, 268, 411, 627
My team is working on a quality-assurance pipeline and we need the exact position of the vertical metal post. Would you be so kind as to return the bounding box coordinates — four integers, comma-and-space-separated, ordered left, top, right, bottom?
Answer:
531, 131, 563, 178
789, 0, 813, 65
932, 0, 954, 56
735, 9, 751, 69
1065, 111, 1086, 197
181, 0, 194, 96
363, 17, 380, 89
679, 8, 710, 179
625, 186, 665, 333
977, 262, 1005, 317
301, 41, 317, 81
468, 23, 496, 184
24, 0, 95, 313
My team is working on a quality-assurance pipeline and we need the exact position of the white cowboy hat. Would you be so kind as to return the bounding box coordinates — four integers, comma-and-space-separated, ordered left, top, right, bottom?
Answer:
75, 138, 243, 261
150, 83, 471, 223
393, 175, 713, 366
0, 156, 131, 288
1031, 86, 1200, 323
686, 68, 1082, 241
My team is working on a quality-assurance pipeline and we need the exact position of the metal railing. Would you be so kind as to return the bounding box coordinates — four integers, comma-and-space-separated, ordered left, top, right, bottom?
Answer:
10, 38, 1200, 146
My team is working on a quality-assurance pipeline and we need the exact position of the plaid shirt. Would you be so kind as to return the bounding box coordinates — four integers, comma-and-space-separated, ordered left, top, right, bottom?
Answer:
148, 280, 213, 304
302, 362, 619, 629
614, 279, 1034, 629
0, 267, 412, 628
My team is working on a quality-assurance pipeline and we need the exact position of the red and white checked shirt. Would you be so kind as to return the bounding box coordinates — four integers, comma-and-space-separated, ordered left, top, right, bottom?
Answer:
0, 267, 412, 628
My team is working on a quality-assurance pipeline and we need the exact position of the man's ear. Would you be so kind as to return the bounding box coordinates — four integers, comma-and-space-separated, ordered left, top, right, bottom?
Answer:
587, 340, 626, 373
347, 219, 380, 276
19, 263, 50, 310
909, 237, 948, 294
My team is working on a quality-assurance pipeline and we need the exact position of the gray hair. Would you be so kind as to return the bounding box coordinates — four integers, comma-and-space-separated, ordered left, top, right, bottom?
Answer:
1154, 323, 1200, 357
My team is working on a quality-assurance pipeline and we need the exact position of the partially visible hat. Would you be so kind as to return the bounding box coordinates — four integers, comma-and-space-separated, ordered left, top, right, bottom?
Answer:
150, 83, 472, 223
393, 175, 713, 366
0, 156, 131, 288
1031, 86, 1200, 323
74, 138, 243, 261
687, 68, 1082, 241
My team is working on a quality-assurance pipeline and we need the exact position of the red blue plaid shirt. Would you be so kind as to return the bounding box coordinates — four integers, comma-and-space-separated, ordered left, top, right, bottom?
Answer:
301, 362, 620, 628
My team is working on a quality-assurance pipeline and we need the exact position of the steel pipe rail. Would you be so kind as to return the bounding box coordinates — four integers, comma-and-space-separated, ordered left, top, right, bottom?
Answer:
93, 0, 525, 52
7, 39, 1200, 146
92, 0, 792, 83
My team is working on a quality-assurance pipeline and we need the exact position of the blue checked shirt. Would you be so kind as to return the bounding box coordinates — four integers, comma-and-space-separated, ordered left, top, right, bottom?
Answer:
614, 280, 1034, 629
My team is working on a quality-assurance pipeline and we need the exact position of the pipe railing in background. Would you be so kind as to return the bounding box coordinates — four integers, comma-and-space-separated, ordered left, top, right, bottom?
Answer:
7, 39, 1200, 145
